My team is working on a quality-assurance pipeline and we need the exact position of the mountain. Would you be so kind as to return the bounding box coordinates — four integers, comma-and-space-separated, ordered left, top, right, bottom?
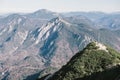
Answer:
96, 14, 120, 30
0, 10, 120, 80
0, 10, 58, 79
42, 42, 120, 80
62, 12, 120, 30
26, 9, 58, 20
62, 12, 106, 22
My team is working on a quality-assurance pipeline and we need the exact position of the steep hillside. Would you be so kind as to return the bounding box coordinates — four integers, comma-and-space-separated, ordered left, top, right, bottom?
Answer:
0, 10, 120, 80
46, 42, 120, 80
0, 10, 57, 80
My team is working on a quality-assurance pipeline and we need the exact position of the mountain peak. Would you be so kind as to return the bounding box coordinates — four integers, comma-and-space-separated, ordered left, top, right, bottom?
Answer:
34, 9, 53, 14
27, 9, 57, 19
86, 42, 108, 52
50, 16, 71, 26
46, 42, 120, 80
95, 42, 108, 52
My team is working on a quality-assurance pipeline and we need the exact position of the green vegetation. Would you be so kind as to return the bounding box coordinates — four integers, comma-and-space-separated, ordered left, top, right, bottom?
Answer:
75, 65, 120, 80
47, 42, 120, 80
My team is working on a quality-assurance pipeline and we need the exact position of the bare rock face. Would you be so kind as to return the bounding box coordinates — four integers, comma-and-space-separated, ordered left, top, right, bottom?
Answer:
0, 10, 120, 80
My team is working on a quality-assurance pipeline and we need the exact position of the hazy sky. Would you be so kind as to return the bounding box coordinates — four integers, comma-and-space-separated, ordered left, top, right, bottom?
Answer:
0, 0, 120, 13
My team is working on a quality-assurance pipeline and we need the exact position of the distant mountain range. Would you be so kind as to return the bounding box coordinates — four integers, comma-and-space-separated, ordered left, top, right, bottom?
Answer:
0, 9, 120, 80
39, 42, 120, 80
62, 12, 120, 30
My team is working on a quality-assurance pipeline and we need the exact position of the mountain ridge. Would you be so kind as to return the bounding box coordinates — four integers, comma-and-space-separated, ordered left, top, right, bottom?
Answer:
0, 9, 120, 80
42, 42, 120, 80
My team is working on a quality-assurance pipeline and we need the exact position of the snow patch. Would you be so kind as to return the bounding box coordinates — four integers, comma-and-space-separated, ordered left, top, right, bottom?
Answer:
35, 17, 67, 44
8, 25, 13, 32
35, 21, 58, 44
17, 31, 28, 44
8, 21, 18, 33
45, 31, 50, 39
18, 18, 22, 24
0, 28, 7, 35
35, 23, 52, 44
2, 72, 4, 75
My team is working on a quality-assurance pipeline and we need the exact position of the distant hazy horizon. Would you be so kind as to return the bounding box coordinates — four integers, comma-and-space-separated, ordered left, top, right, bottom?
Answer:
0, 0, 120, 14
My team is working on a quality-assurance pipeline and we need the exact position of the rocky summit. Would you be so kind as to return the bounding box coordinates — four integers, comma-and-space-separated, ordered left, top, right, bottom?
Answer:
42, 42, 120, 80
0, 10, 120, 80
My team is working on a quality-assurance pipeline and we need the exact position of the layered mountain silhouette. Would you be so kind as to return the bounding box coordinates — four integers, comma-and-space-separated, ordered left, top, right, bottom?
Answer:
39, 42, 120, 80
0, 9, 120, 80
